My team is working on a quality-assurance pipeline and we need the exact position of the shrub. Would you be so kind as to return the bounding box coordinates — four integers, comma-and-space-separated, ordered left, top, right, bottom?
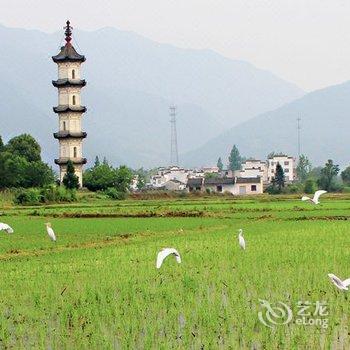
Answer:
14, 186, 77, 205
281, 184, 301, 194
104, 187, 126, 200
304, 179, 317, 194
14, 188, 42, 205
40, 186, 77, 203
265, 184, 281, 195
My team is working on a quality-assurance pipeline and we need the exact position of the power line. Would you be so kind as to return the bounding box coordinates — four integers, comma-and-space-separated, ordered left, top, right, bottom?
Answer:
170, 105, 179, 166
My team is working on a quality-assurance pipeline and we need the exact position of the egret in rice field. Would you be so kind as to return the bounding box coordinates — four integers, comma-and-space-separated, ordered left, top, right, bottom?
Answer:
238, 229, 246, 250
0, 223, 14, 234
156, 248, 181, 269
301, 190, 327, 205
45, 223, 57, 242
328, 273, 350, 290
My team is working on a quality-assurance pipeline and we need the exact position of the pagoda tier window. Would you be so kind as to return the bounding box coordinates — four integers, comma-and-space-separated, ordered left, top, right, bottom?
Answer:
72, 69, 76, 79
72, 95, 76, 105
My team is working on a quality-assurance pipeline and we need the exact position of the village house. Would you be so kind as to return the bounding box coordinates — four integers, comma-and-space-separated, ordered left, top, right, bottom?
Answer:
162, 179, 186, 191
202, 166, 220, 174
150, 166, 189, 188
239, 159, 268, 183
186, 176, 263, 195
187, 178, 204, 192
267, 155, 295, 182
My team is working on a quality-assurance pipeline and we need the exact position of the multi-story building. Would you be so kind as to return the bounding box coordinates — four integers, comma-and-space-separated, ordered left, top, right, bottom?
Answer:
240, 159, 268, 183
267, 155, 295, 182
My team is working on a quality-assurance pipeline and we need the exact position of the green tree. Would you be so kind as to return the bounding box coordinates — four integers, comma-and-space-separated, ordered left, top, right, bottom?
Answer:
205, 172, 219, 179
62, 161, 79, 190
296, 154, 312, 182
274, 163, 285, 191
6, 134, 41, 162
0, 135, 4, 153
304, 179, 317, 194
308, 166, 322, 180
0, 153, 28, 188
318, 159, 340, 191
341, 166, 350, 186
136, 175, 146, 191
115, 166, 133, 193
84, 163, 116, 191
0, 135, 54, 189
135, 170, 146, 191
217, 157, 224, 171
94, 156, 100, 167
24, 161, 55, 188
228, 145, 242, 171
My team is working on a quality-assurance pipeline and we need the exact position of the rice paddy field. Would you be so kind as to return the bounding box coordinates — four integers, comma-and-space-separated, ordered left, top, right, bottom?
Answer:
1, 194, 350, 349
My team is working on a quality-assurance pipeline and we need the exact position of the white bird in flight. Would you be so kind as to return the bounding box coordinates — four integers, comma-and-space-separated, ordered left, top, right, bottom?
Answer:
0, 222, 14, 234
328, 273, 350, 291
238, 229, 246, 250
301, 190, 327, 205
156, 248, 181, 269
45, 223, 56, 242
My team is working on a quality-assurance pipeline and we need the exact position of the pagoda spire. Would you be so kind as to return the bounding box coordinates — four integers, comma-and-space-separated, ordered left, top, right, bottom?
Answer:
64, 20, 72, 44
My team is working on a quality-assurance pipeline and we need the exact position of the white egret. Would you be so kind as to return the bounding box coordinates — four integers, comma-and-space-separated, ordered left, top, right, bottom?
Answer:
328, 274, 350, 290
45, 223, 56, 242
156, 248, 181, 269
238, 229, 246, 250
301, 190, 327, 205
0, 223, 14, 234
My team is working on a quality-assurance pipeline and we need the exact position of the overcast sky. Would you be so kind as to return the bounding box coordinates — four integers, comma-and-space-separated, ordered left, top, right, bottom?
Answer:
1, 0, 350, 91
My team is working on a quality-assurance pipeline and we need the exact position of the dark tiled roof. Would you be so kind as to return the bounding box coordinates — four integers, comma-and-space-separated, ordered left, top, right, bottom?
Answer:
53, 105, 87, 113
204, 177, 234, 185
268, 155, 293, 159
235, 177, 261, 184
53, 131, 87, 139
52, 79, 86, 88
187, 178, 203, 187
52, 44, 86, 63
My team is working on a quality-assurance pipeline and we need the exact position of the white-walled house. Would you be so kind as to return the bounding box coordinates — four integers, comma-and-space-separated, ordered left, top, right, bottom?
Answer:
163, 179, 186, 191
150, 166, 190, 188
202, 166, 219, 174
267, 155, 295, 182
235, 177, 263, 195
239, 159, 268, 183
187, 176, 263, 195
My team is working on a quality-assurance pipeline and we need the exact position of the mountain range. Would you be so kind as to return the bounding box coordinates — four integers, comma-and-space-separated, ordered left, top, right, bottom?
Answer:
183, 80, 350, 168
0, 24, 304, 168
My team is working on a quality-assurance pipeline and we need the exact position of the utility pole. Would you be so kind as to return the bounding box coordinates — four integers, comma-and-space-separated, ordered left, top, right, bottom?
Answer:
170, 105, 179, 166
297, 117, 301, 159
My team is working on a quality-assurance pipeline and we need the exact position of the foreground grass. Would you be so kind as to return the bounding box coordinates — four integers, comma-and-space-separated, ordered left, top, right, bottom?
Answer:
0, 195, 350, 348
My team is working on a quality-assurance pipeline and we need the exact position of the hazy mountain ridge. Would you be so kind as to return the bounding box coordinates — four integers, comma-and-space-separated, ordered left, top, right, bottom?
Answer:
182, 80, 350, 168
0, 24, 304, 167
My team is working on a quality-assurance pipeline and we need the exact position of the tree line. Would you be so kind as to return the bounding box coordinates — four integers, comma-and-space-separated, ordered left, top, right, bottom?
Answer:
0, 134, 135, 202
